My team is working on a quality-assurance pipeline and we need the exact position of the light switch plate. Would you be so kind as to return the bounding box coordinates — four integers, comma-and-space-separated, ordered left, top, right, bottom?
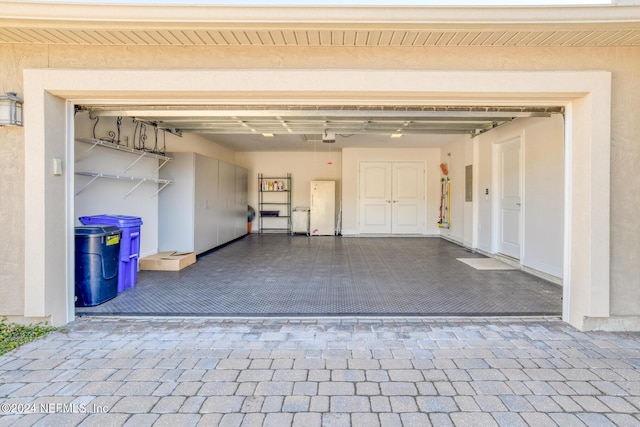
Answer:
52, 158, 62, 176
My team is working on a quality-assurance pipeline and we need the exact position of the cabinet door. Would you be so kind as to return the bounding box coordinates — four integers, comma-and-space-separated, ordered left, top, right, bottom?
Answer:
194, 155, 219, 254
218, 161, 237, 245
235, 166, 248, 237
159, 153, 196, 252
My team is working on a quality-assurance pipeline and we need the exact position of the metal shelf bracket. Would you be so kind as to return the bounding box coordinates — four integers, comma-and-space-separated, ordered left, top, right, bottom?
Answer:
75, 138, 174, 198
75, 172, 173, 198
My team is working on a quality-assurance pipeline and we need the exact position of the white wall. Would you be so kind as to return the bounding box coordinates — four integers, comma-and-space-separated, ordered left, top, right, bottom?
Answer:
165, 133, 236, 165
438, 139, 467, 244
341, 147, 442, 236
235, 150, 342, 231
475, 133, 494, 254
472, 115, 565, 278
464, 138, 474, 248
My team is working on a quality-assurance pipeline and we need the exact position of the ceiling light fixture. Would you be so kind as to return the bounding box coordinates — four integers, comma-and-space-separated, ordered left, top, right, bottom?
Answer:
262, 133, 274, 137
391, 134, 403, 138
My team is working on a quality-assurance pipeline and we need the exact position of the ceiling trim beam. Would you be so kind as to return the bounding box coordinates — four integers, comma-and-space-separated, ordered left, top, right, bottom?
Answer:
77, 104, 558, 135
192, 128, 476, 135
82, 105, 560, 118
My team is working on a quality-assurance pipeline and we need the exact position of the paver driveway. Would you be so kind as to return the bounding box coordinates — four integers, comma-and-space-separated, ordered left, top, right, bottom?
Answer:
1, 316, 640, 426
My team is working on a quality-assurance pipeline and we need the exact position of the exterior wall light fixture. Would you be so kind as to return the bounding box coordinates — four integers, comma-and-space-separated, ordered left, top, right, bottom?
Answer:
0, 92, 23, 127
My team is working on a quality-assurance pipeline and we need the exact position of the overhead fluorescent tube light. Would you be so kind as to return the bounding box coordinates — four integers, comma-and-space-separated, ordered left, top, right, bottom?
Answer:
262, 133, 274, 137
391, 134, 403, 138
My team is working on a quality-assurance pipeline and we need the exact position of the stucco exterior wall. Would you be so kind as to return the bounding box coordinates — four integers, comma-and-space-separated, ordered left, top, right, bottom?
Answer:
1, 43, 638, 320
0, 121, 24, 316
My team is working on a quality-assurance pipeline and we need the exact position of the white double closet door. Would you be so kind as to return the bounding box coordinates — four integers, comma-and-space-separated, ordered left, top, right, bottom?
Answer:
359, 162, 425, 234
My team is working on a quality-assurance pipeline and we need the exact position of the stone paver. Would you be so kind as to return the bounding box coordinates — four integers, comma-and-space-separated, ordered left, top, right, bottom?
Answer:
1, 316, 640, 426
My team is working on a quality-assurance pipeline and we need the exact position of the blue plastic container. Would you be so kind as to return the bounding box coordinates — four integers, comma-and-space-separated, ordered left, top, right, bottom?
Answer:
75, 226, 121, 306
79, 215, 143, 292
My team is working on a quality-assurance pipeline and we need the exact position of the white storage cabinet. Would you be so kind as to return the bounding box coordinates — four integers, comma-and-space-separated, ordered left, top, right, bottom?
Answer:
159, 153, 248, 254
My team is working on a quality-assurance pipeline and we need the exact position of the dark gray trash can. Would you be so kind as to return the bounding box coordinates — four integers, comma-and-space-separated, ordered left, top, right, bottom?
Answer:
75, 226, 121, 307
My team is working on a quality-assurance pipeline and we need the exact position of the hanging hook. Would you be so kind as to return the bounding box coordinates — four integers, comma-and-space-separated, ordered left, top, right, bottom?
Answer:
139, 123, 147, 151
132, 119, 139, 149
91, 115, 100, 140
116, 116, 122, 145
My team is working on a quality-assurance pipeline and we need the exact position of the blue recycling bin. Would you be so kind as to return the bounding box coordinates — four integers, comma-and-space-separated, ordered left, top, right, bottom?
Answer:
75, 226, 121, 307
79, 215, 143, 292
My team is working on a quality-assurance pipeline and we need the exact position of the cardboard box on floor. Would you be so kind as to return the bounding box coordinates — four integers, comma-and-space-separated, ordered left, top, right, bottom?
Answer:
139, 251, 196, 271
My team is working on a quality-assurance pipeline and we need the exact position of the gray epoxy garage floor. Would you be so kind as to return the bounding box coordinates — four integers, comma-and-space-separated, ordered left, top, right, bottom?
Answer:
76, 235, 562, 317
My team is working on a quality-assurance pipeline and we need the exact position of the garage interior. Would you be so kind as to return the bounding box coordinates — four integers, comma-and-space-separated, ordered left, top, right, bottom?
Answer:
72, 103, 564, 317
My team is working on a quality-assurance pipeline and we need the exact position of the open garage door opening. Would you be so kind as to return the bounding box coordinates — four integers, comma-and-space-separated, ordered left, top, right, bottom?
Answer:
23, 68, 611, 329
70, 103, 565, 318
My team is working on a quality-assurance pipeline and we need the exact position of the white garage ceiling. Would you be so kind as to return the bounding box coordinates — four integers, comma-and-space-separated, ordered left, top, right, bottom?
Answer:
80, 104, 561, 151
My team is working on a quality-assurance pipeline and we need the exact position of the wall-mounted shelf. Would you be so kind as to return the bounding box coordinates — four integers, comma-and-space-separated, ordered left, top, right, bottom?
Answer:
75, 172, 173, 198
76, 138, 173, 174
75, 138, 173, 198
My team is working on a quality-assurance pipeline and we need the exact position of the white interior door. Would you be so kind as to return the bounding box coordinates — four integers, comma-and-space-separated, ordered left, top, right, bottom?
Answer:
359, 162, 392, 233
497, 139, 522, 259
392, 163, 424, 234
360, 162, 424, 234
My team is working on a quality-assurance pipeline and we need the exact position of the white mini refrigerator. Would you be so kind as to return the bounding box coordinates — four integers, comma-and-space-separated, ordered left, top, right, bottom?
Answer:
310, 181, 335, 236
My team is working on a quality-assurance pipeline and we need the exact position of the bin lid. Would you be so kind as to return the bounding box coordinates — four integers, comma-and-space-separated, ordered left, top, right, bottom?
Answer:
75, 225, 122, 237
79, 215, 143, 227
